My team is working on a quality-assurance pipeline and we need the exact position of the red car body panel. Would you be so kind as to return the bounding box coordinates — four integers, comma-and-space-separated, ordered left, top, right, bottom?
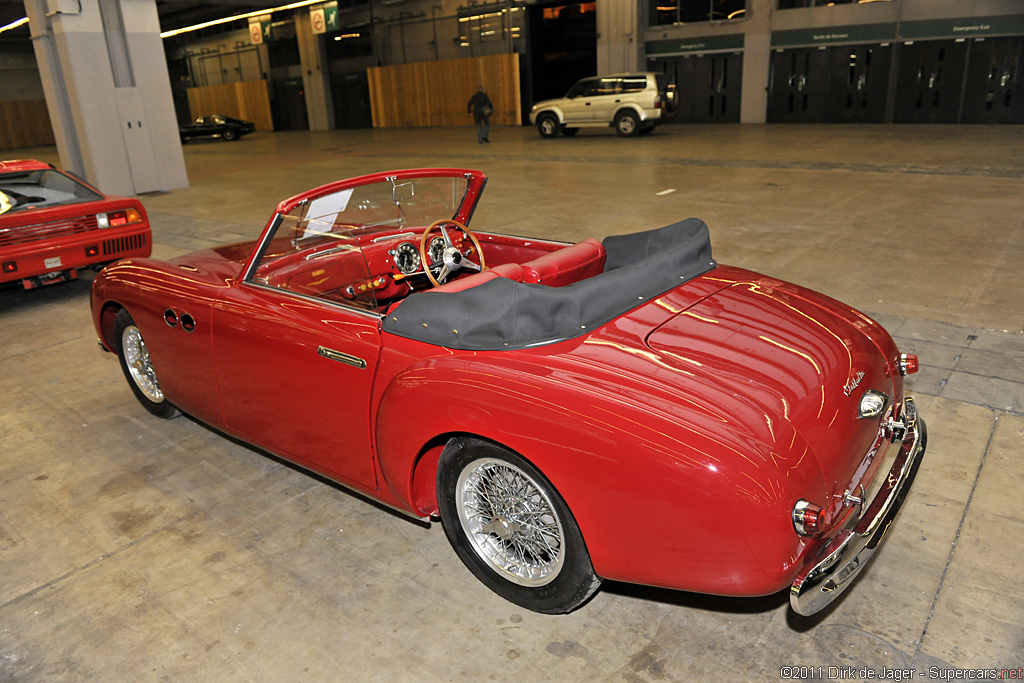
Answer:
1, 160, 151, 287
90, 168, 921, 605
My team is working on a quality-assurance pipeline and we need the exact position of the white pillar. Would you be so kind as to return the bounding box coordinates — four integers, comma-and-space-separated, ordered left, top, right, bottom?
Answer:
739, 0, 772, 123
295, 12, 335, 131
25, 0, 188, 196
597, 0, 643, 74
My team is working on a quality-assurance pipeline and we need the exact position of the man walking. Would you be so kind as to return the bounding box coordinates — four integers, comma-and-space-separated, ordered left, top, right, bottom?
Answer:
467, 86, 493, 144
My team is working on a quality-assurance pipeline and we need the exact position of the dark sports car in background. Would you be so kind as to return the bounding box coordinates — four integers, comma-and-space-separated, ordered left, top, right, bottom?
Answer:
1, 159, 150, 290
179, 115, 255, 142
90, 168, 926, 615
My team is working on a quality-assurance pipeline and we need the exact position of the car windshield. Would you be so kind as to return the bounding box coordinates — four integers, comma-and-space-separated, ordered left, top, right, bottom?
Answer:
0, 169, 103, 215
247, 174, 472, 312
289, 174, 468, 236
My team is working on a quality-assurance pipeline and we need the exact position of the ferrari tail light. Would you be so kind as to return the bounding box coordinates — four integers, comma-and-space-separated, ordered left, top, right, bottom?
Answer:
2, 261, 16, 274
793, 500, 824, 536
85, 245, 99, 257
899, 353, 919, 376
97, 208, 142, 228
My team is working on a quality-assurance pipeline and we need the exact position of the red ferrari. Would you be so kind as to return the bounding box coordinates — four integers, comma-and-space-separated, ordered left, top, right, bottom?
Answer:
1, 160, 150, 290
90, 168, 926, 614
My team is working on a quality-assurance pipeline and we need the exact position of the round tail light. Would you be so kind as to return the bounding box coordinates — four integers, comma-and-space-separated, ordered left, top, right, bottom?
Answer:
793, 500, 824, 536
899, 353, 919, 376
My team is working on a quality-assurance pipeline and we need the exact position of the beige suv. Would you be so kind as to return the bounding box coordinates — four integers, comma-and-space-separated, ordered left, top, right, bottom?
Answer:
529, 72, 674, 138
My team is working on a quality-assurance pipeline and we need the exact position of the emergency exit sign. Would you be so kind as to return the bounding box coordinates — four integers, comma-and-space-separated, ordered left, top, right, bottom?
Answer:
310, 2, 339, 35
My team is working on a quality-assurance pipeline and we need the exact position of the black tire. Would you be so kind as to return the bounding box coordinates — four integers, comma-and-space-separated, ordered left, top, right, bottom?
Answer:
222, 128, 238, 141
114, 309, 180, 419
561, 127, 579, 137
437, 437, 600, 614
614, 110, 640, 137
536, 114, 561, 138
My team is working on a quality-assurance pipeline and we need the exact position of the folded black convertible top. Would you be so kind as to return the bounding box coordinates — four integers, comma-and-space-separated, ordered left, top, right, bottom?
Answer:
381, 218, 716, 351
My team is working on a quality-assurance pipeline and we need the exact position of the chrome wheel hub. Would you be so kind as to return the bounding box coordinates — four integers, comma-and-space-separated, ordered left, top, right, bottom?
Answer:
122, 325, 164, 403
456, 458, 565, 587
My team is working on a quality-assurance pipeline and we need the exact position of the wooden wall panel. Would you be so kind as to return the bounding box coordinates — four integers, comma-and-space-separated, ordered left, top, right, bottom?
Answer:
0, 100, 55, 150
186, 81, 274, 131
368, 54, 521, 128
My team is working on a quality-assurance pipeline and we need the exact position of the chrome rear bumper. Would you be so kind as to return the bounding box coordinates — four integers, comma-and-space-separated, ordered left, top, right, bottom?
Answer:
790, 397, 927, 616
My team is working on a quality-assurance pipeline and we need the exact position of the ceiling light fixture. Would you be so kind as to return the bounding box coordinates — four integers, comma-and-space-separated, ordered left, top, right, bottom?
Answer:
159, 0, 322, 38
0, 16, 29, 34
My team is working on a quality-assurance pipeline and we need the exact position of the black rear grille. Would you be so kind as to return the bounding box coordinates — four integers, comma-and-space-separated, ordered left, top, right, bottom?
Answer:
0, 215, 98, 247
103, 233, 147, 256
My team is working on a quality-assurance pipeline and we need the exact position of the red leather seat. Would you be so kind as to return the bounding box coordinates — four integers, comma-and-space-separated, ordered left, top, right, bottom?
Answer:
520, 239, 606, 287
430, 262, 525, 293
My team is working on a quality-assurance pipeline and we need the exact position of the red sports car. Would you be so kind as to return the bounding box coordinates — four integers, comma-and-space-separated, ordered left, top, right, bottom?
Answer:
90, 168, 926, 615
1, 159, 151, 290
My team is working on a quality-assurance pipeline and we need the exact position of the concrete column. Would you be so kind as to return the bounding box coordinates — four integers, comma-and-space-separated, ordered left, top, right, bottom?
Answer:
597, 0, 643, 74
295, 12, 335, 131
25, 0, 188, 196
740, 0, 773, 123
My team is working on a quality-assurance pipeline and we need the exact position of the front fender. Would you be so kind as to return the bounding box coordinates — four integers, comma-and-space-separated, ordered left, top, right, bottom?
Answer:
530, 107, 564, 125
373, 344, 829, 597
91, 258, 222, 425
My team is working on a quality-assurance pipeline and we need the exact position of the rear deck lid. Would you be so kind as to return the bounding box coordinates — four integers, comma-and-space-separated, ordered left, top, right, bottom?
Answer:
646, 281, 894, 497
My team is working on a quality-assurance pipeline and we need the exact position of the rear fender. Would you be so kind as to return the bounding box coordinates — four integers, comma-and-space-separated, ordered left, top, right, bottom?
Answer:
374, 351, 828, 594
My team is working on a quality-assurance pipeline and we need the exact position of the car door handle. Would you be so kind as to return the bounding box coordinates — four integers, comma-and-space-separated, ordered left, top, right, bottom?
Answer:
317, 346, 366, 369
585, 102, 591, 106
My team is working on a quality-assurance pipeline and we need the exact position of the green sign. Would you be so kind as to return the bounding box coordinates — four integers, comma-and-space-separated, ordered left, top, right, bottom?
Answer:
646, 34, 744, 57
325, 2, 339, 32
900, 14, 1024, 41
771, 23, 897, 48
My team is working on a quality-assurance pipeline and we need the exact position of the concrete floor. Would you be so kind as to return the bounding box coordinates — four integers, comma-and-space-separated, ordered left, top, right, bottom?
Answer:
2, 123, 1023, 681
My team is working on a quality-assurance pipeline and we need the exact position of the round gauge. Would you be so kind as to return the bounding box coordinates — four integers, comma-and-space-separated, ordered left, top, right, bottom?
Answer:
394, 242, 421, 274
429, 236, 446, 264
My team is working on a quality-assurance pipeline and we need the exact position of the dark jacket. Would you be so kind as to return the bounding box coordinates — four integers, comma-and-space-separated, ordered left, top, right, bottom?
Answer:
468, 91, 493, 123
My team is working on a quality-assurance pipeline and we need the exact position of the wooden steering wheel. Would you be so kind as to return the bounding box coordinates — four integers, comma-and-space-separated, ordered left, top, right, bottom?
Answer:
420, 219, 487, 287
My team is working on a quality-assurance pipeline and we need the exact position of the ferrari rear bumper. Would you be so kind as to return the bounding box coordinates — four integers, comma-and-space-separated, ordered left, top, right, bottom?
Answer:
789, 397, 927, 616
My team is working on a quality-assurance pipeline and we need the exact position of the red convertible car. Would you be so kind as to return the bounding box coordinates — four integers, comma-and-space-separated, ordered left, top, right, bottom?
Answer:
90, 168, 926, 615
1, 160, 150, 290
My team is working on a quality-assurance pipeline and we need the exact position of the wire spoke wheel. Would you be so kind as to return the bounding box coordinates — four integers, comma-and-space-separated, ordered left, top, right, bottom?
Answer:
122, 325, 164, 402
457, 457, 565, 586
438, 438, 600, 613
114, 308, 179, 419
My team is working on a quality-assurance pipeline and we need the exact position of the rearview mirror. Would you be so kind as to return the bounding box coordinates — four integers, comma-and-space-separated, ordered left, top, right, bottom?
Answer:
392, 181, 414, 203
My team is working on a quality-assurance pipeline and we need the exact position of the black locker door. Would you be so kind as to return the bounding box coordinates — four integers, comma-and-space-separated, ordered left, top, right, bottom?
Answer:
825, 44, 892, 123
768, 48, 829, 123
330, 72, 372, 129
651, 56, 697, 123
962, 37, 1024, 124
893, 40, 967, 123
692, 52, 742, 122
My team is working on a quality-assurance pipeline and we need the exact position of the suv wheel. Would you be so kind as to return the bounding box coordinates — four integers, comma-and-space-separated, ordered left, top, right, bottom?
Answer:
537, 114, 561, 138
614, 110, 640, 137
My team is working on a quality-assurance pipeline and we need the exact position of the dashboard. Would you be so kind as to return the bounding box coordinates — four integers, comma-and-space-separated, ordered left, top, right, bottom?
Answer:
392, 236, 446, 275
